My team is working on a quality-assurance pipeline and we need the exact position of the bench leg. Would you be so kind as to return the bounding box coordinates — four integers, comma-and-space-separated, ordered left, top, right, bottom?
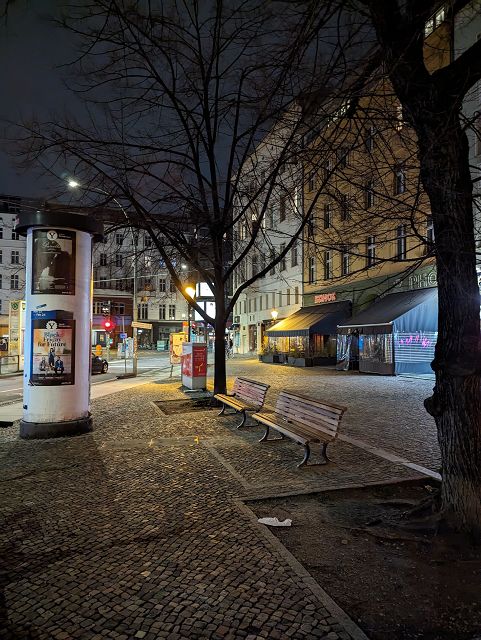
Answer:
259, 424, 285, 442
218, 404, 226, 416
321, 442, 330, 464
236, 410, 247, 429
259, 423, 269, 442
298, 443, 311, 468
299, 442, 330, 468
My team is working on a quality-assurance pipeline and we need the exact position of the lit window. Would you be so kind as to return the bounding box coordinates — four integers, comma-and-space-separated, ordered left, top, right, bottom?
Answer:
366, 236, 376, 268
426, 215, 435, 253
365, 181, 375, 209
308, 256, 316, 284
394, 164, 406, 195
365, 125, 375, 152
252, 254, 259, 277
291, 243, 298, 267
323, 203, 332, 229
323, 250, 332, 280
341, 246, 350, 276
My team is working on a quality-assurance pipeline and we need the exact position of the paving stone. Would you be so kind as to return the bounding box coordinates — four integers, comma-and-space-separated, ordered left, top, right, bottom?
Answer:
0, 363, 434, 640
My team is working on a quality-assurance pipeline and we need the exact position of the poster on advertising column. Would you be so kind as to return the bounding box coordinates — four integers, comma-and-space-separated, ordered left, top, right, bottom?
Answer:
30, 310, 75, 386
32, 229, 76, 295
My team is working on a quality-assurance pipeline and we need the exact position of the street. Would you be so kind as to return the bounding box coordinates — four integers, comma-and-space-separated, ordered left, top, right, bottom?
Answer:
0, 351, 174, 407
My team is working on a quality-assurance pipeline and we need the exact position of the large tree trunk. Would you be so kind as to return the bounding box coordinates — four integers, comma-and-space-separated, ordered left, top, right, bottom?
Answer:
213, 289, 227, 395
417, 111, 481, 538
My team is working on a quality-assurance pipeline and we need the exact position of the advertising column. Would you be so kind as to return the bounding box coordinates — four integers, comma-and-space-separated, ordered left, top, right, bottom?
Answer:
16, 211, 103, 439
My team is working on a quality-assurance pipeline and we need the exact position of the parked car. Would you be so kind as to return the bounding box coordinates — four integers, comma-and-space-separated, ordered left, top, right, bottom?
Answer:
91, 354, 109, 374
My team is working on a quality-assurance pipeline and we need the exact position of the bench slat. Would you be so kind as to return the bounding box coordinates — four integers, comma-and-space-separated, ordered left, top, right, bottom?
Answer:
217, 378, 270, 419
279, 390, 346, 415
254, 411, 337, 442
277, 398, 342, 429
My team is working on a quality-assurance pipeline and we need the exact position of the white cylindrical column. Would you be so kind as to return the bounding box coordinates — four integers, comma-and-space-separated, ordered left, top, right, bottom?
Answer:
16, 211, 103, 439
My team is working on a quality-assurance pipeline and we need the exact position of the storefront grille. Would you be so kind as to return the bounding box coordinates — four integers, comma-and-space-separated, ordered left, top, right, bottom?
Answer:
394, 331, 437, 363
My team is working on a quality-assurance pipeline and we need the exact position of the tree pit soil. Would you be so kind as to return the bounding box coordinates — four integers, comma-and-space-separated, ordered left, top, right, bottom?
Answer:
250, 480, 481, 640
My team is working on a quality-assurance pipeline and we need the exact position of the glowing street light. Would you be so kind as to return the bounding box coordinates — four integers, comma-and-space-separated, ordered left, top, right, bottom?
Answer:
271, 308, 279, 321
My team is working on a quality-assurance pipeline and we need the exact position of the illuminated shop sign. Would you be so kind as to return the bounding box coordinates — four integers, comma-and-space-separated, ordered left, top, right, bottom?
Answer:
314, 292, 337, 304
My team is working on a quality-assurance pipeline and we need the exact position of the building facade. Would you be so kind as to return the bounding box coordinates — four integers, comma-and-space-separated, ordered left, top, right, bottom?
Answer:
231, 108, 304, 355
0, 197, 189, 353
92, 229, 189, 349
0, 197, 27, 349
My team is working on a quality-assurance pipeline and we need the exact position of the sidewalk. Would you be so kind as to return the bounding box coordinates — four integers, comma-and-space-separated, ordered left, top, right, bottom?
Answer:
0, 363, 434, 639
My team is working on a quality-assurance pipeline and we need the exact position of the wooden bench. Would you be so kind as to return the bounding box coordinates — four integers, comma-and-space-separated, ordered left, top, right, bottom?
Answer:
215, 377, 270, 428
252, 390, 347, 467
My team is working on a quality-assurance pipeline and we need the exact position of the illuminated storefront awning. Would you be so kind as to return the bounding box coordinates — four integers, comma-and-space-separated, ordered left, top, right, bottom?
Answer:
337, 288, 438, 335
267, 301, 351, 338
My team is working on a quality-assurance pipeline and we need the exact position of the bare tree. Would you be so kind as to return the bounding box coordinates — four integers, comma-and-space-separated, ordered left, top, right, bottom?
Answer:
17, 0, 369, 394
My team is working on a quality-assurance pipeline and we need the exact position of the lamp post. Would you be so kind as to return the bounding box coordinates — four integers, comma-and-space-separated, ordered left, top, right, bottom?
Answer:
185, 285, 196, 341
67, 180, 138, 377
271, 308, 279, 323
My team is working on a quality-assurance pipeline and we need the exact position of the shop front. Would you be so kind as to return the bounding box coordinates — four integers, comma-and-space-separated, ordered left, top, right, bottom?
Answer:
153, 321, 184, 350
337, 288, 437, 375
265, 301, 351, 366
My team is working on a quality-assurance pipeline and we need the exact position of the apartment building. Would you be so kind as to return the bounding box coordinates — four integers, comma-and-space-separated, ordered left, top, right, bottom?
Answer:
0, 197, 189, 352
0, 197, 27, 347
231, 108, 304, 355
454, 0, 481, 257
92, 229, 189, 348
264, 6, 451, 374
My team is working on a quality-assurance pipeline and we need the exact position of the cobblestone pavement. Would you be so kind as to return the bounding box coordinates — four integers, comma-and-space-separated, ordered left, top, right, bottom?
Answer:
0, 362, 433, 639
225, 358, 440, 473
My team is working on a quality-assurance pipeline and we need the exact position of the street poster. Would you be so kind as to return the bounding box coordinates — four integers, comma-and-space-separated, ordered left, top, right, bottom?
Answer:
30, 310, 75, 386
170, 332, 186, 365
192, 344, 207, 377
32, 229, 76, 295
8, 300, 21, 355
181, 346, 192, 377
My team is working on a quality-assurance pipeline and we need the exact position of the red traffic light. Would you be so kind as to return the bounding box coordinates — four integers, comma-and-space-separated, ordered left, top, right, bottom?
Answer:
103, 318, 115, 330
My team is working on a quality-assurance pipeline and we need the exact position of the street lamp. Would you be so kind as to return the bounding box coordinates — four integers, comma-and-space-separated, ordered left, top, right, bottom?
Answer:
271, 308, 279, 322
67, 179, 138, 376
185, 285, 196, 341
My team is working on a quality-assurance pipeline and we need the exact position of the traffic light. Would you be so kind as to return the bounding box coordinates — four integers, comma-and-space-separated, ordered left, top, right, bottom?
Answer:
103, 318, 115, 331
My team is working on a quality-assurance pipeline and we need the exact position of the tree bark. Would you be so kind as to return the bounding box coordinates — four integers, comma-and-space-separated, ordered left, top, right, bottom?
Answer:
416, 110, 481, 538
213, 291, 227, 396
363, 0, 481, 538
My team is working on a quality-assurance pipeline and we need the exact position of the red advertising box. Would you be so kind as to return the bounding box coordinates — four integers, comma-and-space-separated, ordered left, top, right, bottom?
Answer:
182, 342, 207, 390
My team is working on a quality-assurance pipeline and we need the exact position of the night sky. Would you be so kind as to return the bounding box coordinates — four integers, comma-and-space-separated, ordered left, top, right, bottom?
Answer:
0, 1, 79, 198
